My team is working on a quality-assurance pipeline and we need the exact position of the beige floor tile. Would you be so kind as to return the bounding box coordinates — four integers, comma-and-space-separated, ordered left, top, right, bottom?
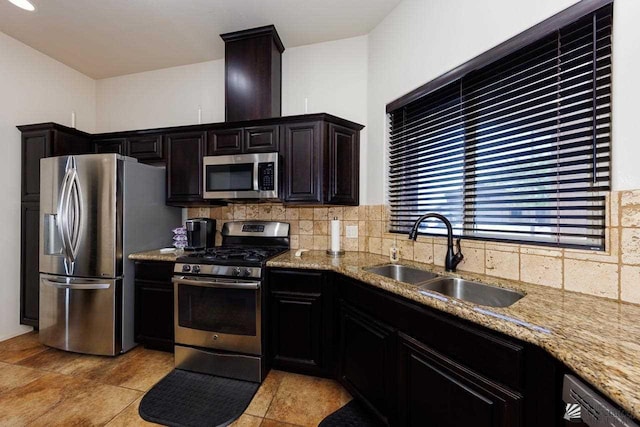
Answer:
105, 397, 158, 427
17, 347, 83, 372
264, 372, 351, 426
0, 372, 86, 425
229, 413, 263, 427
260, 419, 303, 427
245, 369, 286, 417
0, 332, 48, 364
0, 361, 46, 394
29, 381, 141, 426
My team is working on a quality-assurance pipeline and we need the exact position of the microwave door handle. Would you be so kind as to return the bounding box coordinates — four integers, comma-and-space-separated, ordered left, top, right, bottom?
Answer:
253, 162, 260, 192
172, 276, 261, 290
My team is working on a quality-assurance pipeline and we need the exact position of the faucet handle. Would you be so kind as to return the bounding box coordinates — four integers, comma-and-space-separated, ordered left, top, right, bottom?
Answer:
455, 238, 462, 253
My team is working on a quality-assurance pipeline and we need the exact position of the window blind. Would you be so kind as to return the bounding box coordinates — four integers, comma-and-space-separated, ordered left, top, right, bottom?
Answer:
387, 4, 612, 250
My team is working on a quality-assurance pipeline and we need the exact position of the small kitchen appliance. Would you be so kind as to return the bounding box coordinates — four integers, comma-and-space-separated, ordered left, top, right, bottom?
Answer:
185, 218, 215, 250
172, 221, 289, 383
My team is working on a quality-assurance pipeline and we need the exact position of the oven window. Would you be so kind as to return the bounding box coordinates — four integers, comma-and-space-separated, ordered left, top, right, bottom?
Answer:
206, 164, 253, 191
178, 285, 257, 336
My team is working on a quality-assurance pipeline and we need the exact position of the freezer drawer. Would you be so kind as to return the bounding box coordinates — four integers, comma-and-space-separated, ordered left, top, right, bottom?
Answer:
39, 274, 121, 356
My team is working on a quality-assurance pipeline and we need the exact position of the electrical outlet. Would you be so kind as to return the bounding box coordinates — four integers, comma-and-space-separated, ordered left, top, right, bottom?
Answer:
345, 225, 358, 238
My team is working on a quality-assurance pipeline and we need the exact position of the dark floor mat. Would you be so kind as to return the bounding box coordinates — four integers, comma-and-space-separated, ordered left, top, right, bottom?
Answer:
319, 399, 384, 427
139, 369, 259, 427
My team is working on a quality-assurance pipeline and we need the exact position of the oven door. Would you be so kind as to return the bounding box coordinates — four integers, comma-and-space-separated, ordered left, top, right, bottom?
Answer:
172, 275, 262, 355
202, 153, 278, 199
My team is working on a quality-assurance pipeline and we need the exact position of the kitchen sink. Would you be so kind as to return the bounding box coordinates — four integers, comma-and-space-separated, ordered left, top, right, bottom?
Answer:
419, 277, 524, 308
363, 264, 441, 284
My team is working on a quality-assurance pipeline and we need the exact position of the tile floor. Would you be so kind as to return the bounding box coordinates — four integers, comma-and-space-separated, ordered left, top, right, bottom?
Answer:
0, 332, 352, 426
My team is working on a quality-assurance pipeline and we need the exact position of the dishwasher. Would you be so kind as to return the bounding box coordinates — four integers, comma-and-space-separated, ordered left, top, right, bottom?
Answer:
563, 374, 638, 426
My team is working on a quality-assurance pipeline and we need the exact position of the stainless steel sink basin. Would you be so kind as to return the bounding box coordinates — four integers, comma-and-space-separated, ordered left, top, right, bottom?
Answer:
419, 278, 524, 308
364, 264, 440, 284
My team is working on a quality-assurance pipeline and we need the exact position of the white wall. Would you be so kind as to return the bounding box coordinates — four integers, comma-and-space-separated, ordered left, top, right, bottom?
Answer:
96, 60, 225, 132
0, 31, 96, 341
365, 0, 640, 204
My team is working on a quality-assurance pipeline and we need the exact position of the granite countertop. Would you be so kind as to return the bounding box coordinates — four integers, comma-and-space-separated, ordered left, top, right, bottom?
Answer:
128, 248, 180, 262
267, 250, 640, 420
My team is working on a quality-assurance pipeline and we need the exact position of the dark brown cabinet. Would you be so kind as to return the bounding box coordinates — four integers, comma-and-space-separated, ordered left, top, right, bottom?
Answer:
282, 122, 322, 203
17, 123, 93, 327
339, 301, 396, 424
207, 128, 244, 155
20, 202, 40, 327
397, 332, 522, 427
94, 134, 165, 164
134, 261, 174, 352
282, 119, 360, 205
245, 125, 279, 152
206, 125, 279, 155
95, 138, 126, 154
268, 269, 333, 377
166, 131, 205, 205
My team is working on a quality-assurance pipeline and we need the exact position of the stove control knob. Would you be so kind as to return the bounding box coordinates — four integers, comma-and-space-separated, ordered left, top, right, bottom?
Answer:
192, 265, 201, 274
232, 267, 241, 276
243, 268, 252, 277
182, 264, 191, 272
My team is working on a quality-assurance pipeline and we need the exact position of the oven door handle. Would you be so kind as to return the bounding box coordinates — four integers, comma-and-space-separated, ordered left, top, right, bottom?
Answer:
172, 276, 261, 290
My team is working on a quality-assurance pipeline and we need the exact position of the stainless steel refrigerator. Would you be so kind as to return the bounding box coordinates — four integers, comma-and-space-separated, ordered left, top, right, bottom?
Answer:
39, 154, 181, 356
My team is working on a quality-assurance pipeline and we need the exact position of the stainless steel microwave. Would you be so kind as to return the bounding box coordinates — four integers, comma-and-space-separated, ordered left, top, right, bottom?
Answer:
202, 152, 278, 199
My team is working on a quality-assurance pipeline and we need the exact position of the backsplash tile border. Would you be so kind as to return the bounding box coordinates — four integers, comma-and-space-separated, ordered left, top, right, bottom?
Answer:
189, 189, 640, 304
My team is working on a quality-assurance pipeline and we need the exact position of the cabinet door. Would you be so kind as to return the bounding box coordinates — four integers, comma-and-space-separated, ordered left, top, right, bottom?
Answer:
21, 130, 50, 202
339, 301, 396, 425
134, 261, 174, 352
270, 292, 323, 373
51, 130, 92, 156
166, 131, 205, 204
127, 134, 164, 163
206, 128, 243, 155
95, 138, 126, 155
245, 125, 279, 153
282, 122, 322, 203
20, 202, 40, 327
397, 332, 522, 427
326, 124, 359, 205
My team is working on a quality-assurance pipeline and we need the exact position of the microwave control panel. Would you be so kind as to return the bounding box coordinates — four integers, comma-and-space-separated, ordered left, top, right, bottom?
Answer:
258, 162, 275, 191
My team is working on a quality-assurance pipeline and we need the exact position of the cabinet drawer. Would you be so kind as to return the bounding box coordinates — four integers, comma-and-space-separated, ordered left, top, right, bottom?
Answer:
245, 125, 279, 152
128, 134, 164, 161
134, 261, 174, 284
269, 269, 323, 294
207, 128, 243, 155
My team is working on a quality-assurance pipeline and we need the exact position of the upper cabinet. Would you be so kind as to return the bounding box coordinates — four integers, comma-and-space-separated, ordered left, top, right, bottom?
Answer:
281, 116, 361, 206
165, 131, 205, 205
206, 124, 279, 156
94, 133, 165, 165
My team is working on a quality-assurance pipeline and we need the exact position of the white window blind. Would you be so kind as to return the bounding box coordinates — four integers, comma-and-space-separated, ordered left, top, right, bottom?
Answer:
387, 4, 612, 250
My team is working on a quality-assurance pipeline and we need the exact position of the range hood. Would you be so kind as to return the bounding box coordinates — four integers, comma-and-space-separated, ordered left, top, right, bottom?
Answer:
221, 25, 285, 122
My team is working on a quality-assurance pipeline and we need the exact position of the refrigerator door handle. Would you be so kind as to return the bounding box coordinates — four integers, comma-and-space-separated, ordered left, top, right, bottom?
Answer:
57, 165, 73, 262
67, 168, 82, 260
41, 277, 111, 290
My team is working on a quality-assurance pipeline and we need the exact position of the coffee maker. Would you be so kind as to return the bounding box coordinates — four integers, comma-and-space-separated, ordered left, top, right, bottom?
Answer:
185, 218, 215, 250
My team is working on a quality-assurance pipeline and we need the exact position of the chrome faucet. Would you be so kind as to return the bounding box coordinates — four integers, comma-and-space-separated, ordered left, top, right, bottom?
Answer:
408, 213, 464, 272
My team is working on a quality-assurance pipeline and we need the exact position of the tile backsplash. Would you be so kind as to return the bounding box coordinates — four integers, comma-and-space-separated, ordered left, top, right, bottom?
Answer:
189, 190, 640, 305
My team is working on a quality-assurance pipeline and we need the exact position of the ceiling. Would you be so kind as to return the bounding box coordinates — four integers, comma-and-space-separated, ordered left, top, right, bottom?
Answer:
0, 0, 401, 79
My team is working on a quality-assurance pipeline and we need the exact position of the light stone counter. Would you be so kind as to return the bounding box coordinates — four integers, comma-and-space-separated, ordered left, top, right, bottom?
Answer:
267, 250, 640, 421
128, 248, 180, 262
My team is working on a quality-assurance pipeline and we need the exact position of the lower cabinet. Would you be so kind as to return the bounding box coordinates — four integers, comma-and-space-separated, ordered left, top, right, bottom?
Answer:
338, 302, 396, 425
268, 269, 333, 377
20, 202, 40, 327
134, 261, 174, 352
397, 332, 522, 427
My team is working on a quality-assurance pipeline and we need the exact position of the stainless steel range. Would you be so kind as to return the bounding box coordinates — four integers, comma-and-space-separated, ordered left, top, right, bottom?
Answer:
172, 221, 289, 383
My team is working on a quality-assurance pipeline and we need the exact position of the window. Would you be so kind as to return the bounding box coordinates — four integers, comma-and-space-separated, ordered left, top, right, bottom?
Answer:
387, 2, 612, 250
